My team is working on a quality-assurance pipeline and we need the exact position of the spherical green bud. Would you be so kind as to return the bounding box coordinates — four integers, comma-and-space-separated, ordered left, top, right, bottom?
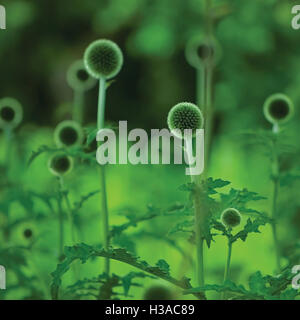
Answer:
185, 36, 221, 69
167, 102, 204, 138
221, 208, 241, 229
67, 60, 97, 92
54, 120, 84, 148
48, 153, 73, 176
263, 93, 294, 125
84, 39, 123, 79
143, 286, 174, 300
0, 97, 23, 129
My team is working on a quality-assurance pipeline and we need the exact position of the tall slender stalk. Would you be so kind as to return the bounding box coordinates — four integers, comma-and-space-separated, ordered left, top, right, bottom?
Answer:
204, 0, 214, 169
270, 132, 281, 271
59, 176, 76, 245
58, 176, 79, 279
204, 64, 213, 169
186, 144, 205, 290
56, 194, 64, 259
97, 77, 110, 275
193, 180, 205, 288
221, 238, 232, 300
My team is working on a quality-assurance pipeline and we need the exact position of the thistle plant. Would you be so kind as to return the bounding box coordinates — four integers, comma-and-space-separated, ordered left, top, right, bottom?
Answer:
220, 208, 242, 300
67, 60, 97, 124
84, 39, 124, 275
54, 120, 84, 148
263, 93, 294, 271
0, 97, 23, 168
185, 36, 220, 167
168, 102, 205, 289
48, 153, 75, 257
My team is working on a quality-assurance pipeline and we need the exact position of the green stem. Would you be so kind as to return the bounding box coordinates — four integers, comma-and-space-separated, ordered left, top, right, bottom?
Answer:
186, 147, 205, 295
193, 184, 205, 288
64, 193, 76, 244
57, 195, 64, 259
59, 177, 76, 245
204, 65, 213, 168
58, 177, 79, 280
97, 77, 110, 275
221, 239, 232, 300
73, 90, 85, 124
271, 136, 281, 271
204, 0, 214, 170
97, 78, 106, 129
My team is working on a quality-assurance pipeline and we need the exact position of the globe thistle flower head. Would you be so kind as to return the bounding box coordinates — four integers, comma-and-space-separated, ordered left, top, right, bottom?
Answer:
0, 97, 23, 129
84, 39, 123, 79
48, 153, 73, 176
185, 36, 221, 69
54, 120, 84, 148
221, 208, 241, 229
167, 102, 204, 138
67, 60, 97, 92
263, 93, 294, 125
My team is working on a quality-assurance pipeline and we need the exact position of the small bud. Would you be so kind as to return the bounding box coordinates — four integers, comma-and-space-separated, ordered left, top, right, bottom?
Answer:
0, 97, 23, 129
221, 208, 241, 228
167, 102, 204, 138
48, 153, 73, 176
84, 39, 123, 79
54, 120, 84, 148
67, 60, 97, 92
263, 93, 294, 125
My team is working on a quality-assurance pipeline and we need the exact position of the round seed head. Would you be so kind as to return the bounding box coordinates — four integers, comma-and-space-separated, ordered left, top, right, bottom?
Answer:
221, 208, 241, 229
0, 98, 23, 129
48, 153, 73, 176
143, 286, 174, 300
84, 39, 123, 79
54, 120, 84, 148
167, 102, 204, 138
67, 60, 97, 92
185, 36, 221, 69
16, 222, 36, 243
263, 93, 294, 125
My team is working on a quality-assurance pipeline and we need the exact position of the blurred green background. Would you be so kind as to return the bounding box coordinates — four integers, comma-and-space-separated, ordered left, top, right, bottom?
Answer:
0, 0, 299, 300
